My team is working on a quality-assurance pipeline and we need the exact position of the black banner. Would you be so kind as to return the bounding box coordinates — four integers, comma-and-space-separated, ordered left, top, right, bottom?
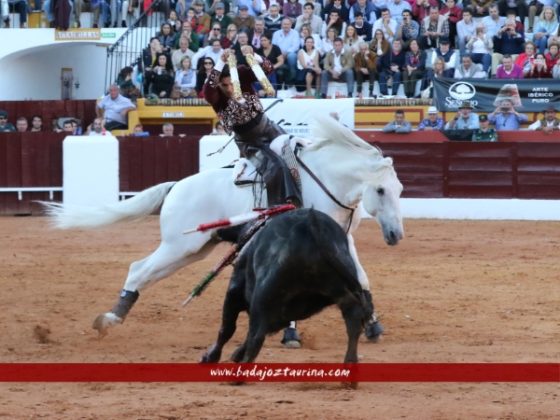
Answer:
433, 78, 560, 112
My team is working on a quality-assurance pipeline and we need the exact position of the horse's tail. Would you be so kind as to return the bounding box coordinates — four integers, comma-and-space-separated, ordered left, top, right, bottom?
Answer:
40, 181, 177, 229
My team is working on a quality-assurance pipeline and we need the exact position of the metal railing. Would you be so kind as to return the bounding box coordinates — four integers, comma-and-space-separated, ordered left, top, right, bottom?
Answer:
104, 0, 166, 92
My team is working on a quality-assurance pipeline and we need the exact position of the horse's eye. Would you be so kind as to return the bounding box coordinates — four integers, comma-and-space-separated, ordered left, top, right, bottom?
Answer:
376, 187, 385, 196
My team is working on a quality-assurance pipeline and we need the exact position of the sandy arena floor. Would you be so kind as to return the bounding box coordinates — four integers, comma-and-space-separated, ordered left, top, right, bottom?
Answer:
0, 216, 558, 419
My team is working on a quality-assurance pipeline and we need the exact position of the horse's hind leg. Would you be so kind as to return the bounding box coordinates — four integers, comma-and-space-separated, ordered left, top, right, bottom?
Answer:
93, 238, 215, 336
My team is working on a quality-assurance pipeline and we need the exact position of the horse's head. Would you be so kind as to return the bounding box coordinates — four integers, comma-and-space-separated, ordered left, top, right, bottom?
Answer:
362, 161, 404, 246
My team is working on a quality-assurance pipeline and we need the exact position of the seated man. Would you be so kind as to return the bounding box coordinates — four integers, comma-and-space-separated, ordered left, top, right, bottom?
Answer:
418, 106, 444, 130
445, 101, 480, 129
472, 114, 498, 141
383, 109, 412, 133
96, 84, 136, 131
319, 37, 355, 98
0, 110, 16, 132
15, 116, 28, 132
378, 39, 406, 96
528, 106, 560, 132
454, 54, 487, 78
496, 54, 524, 79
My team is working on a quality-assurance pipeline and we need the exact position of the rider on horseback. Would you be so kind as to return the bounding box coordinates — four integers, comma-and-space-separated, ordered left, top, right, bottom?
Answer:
203, 46, 302, 208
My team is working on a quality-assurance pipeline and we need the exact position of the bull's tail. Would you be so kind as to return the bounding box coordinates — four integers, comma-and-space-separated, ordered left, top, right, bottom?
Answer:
40, 181, 177, 229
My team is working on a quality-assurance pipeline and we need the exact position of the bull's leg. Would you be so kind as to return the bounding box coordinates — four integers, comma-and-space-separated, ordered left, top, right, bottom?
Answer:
93, 238, 216, 337
347, 234, 385, 341
340, 301, 365, 389
240, 320, 267, 363
231, 342, 247, 363
281, 321, 301, 349
201, 286, 246, 363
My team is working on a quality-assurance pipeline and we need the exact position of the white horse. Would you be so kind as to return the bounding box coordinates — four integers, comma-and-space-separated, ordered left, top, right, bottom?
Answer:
42, 115, 404, 338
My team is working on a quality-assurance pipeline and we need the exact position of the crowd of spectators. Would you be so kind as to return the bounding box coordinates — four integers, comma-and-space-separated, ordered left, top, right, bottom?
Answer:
97, 0, 560, 100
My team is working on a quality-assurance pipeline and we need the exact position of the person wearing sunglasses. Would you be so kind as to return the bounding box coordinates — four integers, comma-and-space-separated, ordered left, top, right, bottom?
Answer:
0, 110, 16, 132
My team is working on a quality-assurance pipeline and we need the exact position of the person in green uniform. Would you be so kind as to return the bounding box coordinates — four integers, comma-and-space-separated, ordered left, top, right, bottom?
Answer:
472, 114, 498, 142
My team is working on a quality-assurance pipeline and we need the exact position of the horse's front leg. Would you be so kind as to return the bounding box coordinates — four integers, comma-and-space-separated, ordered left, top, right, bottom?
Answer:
346, 234, 384, 342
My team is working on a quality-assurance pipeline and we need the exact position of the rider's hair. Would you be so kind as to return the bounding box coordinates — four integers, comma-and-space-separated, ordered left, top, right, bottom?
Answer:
219, 65, 230, 80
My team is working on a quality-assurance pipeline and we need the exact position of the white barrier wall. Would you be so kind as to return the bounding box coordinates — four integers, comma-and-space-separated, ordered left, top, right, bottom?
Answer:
63, 135, 119, 206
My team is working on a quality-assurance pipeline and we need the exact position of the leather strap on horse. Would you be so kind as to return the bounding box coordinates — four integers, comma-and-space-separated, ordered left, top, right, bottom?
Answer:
295, 154, 356, 234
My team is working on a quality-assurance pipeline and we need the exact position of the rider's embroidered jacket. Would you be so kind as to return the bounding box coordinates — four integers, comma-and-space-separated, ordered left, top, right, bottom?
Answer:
203, 58, 273, 134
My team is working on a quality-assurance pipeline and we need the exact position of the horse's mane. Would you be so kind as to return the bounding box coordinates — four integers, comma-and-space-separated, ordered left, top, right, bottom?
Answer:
308, 114, 382, 157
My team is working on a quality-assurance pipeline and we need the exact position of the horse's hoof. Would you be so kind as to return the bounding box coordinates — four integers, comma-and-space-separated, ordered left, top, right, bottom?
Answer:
365, 320, 384, 342
342, 381, 358, 390
200, 347, 221, 363
92, 312, 123, 337
281, 327, 301, 349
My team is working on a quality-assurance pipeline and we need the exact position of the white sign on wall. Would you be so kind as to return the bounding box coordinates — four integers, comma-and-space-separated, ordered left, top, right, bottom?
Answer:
261, 98, 355, 137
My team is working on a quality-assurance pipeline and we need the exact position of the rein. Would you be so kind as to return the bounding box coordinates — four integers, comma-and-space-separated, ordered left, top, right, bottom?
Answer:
295, 154, 356, 234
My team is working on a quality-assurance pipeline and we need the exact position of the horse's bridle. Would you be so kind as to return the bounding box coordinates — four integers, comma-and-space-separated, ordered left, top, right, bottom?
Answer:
295, 154, 356, 234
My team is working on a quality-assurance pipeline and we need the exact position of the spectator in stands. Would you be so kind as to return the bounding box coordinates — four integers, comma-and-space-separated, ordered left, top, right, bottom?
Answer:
204, 23, 224, 47
396, 9, 420, 50
148, 54, 175, 98
282, 0, 302, 24
87, 118, 106, 136
256, 32, 284, 93
353, 12, 373, 41
172, 37, 195, 70
62, 120, 74, 134
472, 114, 498, 142
526, 53, 552, 78
176, 0, 194, 21
131, 123, 150, 137
205, 0, 230, 16
320, 26, 339, 55
343, 24, 361, 54
30, 115, 43, 132
234, 4, 255, 33
466, 26, 492, 73
323, 0, 349, 23
412, 0, 437, 23
354, 41, 378, 98
419, 6, 450, 50
97, 84, 136, 131
349, 0, 377, 25
174, 56, 198, 97
488, 98, 528, 130
299, 23, 322, 51
238, 0, 265, 17
196, 57, 214, 96
440, 0, 462, 49
273, 18, 300, 88
0, 110, 15, 132
378, 39, 406, 96
211, 2, 232, 34
420, 56, 445, 98
193, 38, 223, 69
370, 28, 390, 58
6, 0, 28, 28
264, 4, 283, 33
545, 43, 560, 69
497, 2, 527, 25
481, 4, 505, 39
166, 10, 182, 32
249, 18, 266, 50
429, 38, 457, 77
388, 0, 411, 26
470, 0, 493, 18
373, 8, 398, 44
515, 41, 538, 76
533, 6, 559, 53
527, 0, 550, 33
221, 23, 238, 49
192, 0, 211, 41
496, 54, 524, 79
445, 101, 480, 129
296, 36, 322, 96
457, 9, 476, 54
117, 66, 141, 102
320, 37, 355, 98
528, 105, 560, 132
322, 8, 346, 39
15, 116, 28, 132
383, 109, 412, 133
492, 16, 525, 55
160, 122, 176, 137
418, 106, 444, 130
402, 39, 425, 98
174, 20, 200, 51
295, 2, 323, 34
71, 119, 82, 135
454, 54, 487, 78
142, 37, 164, 95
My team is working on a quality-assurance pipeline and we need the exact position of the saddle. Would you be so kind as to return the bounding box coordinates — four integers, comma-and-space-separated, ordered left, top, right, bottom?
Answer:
232, 135, 311, 189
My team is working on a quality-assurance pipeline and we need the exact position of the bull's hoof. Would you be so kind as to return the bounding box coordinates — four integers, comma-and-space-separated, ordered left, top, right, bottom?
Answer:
364, 319, 384, 342
281, 327, 301, 349
92, 312, 123, 337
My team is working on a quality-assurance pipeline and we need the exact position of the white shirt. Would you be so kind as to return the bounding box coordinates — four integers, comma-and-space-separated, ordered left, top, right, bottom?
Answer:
98, 94, 135, 125
528, 119, 557, 130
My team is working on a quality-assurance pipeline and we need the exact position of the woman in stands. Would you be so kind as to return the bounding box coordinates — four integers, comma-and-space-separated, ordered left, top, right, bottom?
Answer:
370, 29, 390, 59
526, 53, 552, 78
466, 25, 493, 73
149, 54, 175, 98
256, 32, 284, 93
166, 9, 182, 33
515, 41, 537, 77
533, 6, 559, 53
174, 56, 198, 98
343, 24, 361, 55
403, 39, 426, 99
421, 57, 446, 98
299, 24, 322, 52
296, 36, 322, 96
195, 57, 214, 97
221, 23, 238, 49
158, 23, 177, 53
320, 26, 339, 56
545, 43, 560, 70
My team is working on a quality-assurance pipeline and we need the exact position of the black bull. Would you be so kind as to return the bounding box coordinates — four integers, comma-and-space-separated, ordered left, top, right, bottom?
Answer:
202, 208, 374, 365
